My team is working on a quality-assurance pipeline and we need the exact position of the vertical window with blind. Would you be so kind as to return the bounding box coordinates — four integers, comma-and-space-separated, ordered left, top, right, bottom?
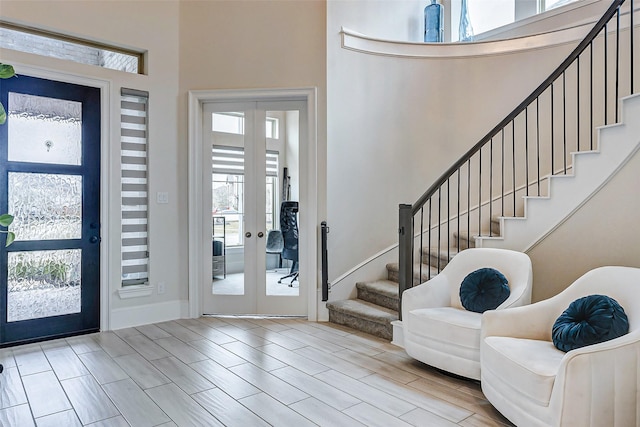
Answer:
212, 146, 278, 246
120, 89, 149, 286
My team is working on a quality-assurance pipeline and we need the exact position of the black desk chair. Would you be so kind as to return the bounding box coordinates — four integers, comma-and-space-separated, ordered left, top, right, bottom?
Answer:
278, 201, 298, 286
266, 229, 284, 268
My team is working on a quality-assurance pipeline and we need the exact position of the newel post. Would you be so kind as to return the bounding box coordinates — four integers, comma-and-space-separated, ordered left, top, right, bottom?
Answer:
398, 204, 413, 320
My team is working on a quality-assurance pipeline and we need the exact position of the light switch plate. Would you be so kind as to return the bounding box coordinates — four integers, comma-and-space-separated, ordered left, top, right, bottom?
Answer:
156, 192, 169, 204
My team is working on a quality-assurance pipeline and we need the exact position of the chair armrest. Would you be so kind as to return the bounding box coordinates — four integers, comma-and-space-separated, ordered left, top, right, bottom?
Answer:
481, 300, 558, 342
552, 333, 640, 426
401, 274, 451, 319
496, 265, 533, 310
562, 330, 640, 360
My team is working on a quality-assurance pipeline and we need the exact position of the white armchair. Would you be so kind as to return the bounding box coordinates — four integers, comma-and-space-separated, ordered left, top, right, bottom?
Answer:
402, 248, 533, 380
481, 266, 640, 427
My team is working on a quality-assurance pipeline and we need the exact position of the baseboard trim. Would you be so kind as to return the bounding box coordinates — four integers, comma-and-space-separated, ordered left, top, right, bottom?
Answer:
109, 300, 189, 330
391, 320, 404, 348
317, 288, 329, 321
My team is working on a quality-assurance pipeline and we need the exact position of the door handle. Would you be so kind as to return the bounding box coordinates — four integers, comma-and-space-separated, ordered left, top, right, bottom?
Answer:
257, 232, 264, 238
89, 236, 101, 244
245, 232, 252, 238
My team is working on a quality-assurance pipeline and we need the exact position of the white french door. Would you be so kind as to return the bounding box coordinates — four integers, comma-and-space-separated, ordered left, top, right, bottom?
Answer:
201, 100, 307, 315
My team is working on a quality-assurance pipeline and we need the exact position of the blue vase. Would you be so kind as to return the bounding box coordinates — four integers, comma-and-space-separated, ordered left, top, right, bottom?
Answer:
424, 0, 444, 43
459, 0, 474, 42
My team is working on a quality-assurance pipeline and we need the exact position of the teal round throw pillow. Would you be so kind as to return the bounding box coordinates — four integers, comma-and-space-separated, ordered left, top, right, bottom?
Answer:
459, 268, 510, 313
552, 294, 629, 352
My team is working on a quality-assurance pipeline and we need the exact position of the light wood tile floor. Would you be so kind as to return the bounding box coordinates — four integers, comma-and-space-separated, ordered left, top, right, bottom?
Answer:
0, 317, 514, 427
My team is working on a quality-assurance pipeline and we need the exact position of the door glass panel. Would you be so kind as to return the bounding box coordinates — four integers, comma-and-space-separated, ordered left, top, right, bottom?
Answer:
211, 116, 246, 296
7, 249, 82, 322
8, 92, 82, 165
9, 172, 82, 240
266, 110, 299, 296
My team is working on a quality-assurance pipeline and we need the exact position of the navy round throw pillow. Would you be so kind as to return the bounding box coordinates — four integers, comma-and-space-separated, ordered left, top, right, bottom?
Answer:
552, 294, 629, 352
459, 268, 510, 313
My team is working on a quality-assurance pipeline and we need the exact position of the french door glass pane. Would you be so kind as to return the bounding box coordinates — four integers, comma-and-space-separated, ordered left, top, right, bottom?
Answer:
8, 92, 82, 165
7, 249, 82, 322
8, 172, 82, 240
266, 110, 299, 296
211, 116, 246, 296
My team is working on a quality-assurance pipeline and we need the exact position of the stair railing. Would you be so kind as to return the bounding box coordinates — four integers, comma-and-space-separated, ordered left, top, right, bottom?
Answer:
399, 0, 636, 317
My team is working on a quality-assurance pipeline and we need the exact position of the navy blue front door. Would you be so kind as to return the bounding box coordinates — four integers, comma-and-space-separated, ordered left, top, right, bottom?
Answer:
0, 75, 101, 346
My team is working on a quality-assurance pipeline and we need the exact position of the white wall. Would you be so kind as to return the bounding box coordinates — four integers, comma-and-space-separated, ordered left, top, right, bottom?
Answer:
528, 143, 640, 302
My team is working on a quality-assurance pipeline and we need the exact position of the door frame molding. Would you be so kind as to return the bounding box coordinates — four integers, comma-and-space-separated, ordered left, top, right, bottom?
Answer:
3, 63, 112, 332
188, 88, 318, 320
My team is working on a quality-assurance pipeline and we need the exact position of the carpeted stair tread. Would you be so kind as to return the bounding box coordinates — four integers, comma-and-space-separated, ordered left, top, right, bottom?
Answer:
420, 246, 459, 258
326, 299, 398, 322
386, 262, 440, 285
356, 280, 398, 298
356, 280, 399, 311
326, 299, 398, 339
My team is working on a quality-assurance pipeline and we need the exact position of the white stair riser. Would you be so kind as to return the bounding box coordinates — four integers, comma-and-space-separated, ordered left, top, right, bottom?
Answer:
478, 94, 640, 251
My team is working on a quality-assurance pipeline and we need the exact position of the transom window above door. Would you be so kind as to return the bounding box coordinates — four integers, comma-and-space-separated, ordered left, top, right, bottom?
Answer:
0, 21, 144, 74
211, 112, 279, 139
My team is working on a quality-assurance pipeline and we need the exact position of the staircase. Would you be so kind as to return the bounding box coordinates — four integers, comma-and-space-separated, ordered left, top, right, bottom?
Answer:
326, 218, 499, 340
328, 89, 640, 341
327, 0, 639, 341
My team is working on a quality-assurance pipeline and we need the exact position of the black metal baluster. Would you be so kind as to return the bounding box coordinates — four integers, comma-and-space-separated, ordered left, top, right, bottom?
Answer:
501, 129, 505, 216
537, 97, 541, 195
614, 6, 620, 123
457, 169, 461, 248
551, 83, 555, 174
428, 198, 432, 279
478, 148, 482, 236
489, 137, 493, 236
605, 22, 609, 125
467, 160, 471, 249
419, 206, 424, 283
512, 120, 516, 216
563, 71, 567, 174
447, 178, 450, 260
525, 108, 529, 197
632, 0, 635, 93
591, 41, 594, 150
577, 55, 581, 152
437, 187, 441, 272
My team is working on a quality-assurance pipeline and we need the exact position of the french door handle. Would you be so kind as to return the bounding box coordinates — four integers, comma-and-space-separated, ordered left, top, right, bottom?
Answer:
245, 232, 252, 238
257, 232, 264, 238
89, 236, 101, 244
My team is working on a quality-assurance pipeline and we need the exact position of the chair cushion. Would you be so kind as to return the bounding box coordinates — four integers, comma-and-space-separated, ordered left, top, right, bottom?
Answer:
483, 336, 565, 406
459, 268, 510, 313
552, 294, 629, 352
408, 307, 482, 354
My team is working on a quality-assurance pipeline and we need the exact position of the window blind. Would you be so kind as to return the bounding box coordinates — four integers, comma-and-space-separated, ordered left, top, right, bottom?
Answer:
121, 88, 149, 286
212, 146, 278, 176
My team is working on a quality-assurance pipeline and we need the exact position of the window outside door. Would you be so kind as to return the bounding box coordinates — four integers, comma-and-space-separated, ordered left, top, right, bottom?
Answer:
201, 100, 307, 316
0, 75, 101, 346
